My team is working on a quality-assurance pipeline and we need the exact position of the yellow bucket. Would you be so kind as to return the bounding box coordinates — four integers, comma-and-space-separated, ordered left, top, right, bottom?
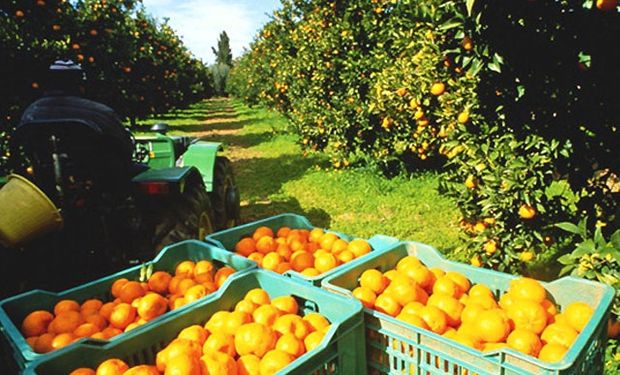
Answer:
0, 174, 63, 248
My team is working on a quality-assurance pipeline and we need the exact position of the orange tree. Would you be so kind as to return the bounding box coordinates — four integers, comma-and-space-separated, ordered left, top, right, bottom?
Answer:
0, 0, 212, 174
228, 0, 618, 275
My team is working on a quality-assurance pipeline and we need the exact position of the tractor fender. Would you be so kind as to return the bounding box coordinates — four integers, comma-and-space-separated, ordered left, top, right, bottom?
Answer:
179, 141, 223, 192
132, 166, 203, 195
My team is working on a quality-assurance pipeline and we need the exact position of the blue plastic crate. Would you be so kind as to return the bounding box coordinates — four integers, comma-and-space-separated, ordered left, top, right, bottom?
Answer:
322, 241, 615, 375
0, 240, 256, 370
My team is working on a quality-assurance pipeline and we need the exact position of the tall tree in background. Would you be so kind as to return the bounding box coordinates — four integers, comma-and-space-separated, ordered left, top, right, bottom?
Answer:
211, 31, 232, 95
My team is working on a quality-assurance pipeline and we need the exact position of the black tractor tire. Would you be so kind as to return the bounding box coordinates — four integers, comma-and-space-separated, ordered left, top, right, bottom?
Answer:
210, 156, 240, 230
152, 178, 216, 254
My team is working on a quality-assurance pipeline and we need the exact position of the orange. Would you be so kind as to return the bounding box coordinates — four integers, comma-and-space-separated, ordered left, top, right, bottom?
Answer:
430, 82, 446, 96
201, 351, 237, 375
274, 262, 292, 274
245, 288, 271, 305
314, 253, 337, 273
234, 322, 277, 357
21, 310, 54, 337
330, 239, 349, 255
81, 299, 103, 312
498, 293, 516, 311
303, 313, 330, 332
563, 302, 593, 333
304, 331, 325, 352
273, 314, 309, 340
337, 250, 355, 264
469, 284, 494, 299
348, 239, 371, 258
164, 353, 202, 375
262, 252, 283, 271
385, 275, 428, 306
259, 349, 295, 375
396, 312, 430, 330
175, 260, 196, 278
184, 284, 208, 303
178, 324, 209, 346
235, 300, 258, 314
122, 365, 159, 375
538, 343, 568, 363
109, 303, 136, 330
461, 303, 485, 326
453, 333, 482, 350
401, 265, 433, 291
276, 244, 292, 261
51, 332, 76, 350
508, 278, 547, 303
236, 237, 257, 257
271, 296, 299, 315
401, 301, 425, 316
118, 281, 146, 304
205, 311, 231, 333
445, 271, 471, 296
276, 333, 306, 358
48, 310, 84, 334
224, 311, 252, 336
96, 358, 129, 375
383, 269, 401, 281
419, 306, 448, 334
359, 269, 389, 294
429, 267, 446, 280
256, 236, 277, 254
33, 332, 55, 353
432, 276, 460, 299
156, 338, 201, 371
73, 323, 100, 338
352, 286, 376, 308
204, 332, 236, 357
170, 295, 187, 310
374, 293, 401, 317
319, 233, 339, 251
309, 228, 325, 243
541, 323, 578, 347
214, 266, 236, 288
253, 305, 281, 327
427, 293, 464, 327
167, 276, 185, 295
466, 294, 498, 310
69, 369, 96, 375
541, 299, 558, 323
482, 342, 508, 352
507, 299, 548, 334
111, 278, 129, 299
237, 354, 261, 375
54, 299, 80, 315
253, 226, 275, 241
193, 260, 215, 283
247, 252, 264, 266
101, 327, 122, 339
26, 336, 37, 348
290, 251, 314, 272
305, 242, 320, 253
474, 309, 510, 343
276, 226, 291, 238
507, 329, 542, 356
300, 268, 320, 277
137, 293, 167, 321
597, 0, 619, 11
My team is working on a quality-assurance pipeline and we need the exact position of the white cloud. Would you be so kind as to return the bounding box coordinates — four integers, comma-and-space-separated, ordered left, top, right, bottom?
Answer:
142, 0, 274, 65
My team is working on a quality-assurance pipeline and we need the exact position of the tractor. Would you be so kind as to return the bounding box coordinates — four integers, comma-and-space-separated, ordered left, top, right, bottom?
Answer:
0, 61, 240, 295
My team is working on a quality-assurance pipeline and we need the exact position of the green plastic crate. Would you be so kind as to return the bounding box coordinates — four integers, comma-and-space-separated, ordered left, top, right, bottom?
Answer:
322, 241, 615, 375
26, 269, 367, 375
205, 213, 398, 286
0, 239, 256, 371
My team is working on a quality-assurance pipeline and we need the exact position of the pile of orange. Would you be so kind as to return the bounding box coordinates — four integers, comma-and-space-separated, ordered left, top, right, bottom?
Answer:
234, 226, 371, 277
21, 260, 237, 354
351, 255, 594, 363
69, 288, 331, 375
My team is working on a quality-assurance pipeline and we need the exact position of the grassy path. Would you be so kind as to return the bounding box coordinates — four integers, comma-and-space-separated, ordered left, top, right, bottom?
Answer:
144, 98, 464, 254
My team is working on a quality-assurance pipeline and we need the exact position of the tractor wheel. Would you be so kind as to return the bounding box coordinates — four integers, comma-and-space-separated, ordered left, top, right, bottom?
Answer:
210, 156, 240, 230
152, 178, 215, 253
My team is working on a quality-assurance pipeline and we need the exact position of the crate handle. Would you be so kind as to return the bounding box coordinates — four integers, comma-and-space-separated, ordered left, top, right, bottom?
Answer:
289, 293, 320, 313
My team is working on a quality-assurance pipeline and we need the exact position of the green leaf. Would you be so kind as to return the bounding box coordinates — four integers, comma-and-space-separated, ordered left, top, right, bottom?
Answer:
594, 227, 606, 247
466, 0, 476, 16
557, 254, 574, 265
555, 222, 580, 235
559, 264, 574, 276
573, 240, 595, 256
488, 61, 501, 73
611, 230, 620, 249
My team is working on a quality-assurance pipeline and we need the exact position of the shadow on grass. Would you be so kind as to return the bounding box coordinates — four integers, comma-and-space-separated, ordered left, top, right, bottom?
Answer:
241, 197, 331, 228
201, 130, 275, 148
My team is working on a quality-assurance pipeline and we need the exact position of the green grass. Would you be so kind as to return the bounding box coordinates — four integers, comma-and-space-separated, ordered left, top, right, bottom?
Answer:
144, 98, 464, 254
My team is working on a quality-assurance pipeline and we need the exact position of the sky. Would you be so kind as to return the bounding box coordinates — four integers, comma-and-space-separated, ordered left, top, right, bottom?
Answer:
142, 0, 282, 65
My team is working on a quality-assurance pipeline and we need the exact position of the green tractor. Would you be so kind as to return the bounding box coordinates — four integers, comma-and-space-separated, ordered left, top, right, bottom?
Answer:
0, 61, 240, 294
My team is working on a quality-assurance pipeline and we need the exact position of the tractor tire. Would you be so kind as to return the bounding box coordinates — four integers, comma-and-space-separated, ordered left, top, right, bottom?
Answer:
210, 156, 240, 230
152, 178, 215, 254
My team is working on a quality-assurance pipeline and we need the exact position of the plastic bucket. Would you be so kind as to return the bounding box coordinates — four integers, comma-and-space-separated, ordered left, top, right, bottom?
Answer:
0, 174, 63, 247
